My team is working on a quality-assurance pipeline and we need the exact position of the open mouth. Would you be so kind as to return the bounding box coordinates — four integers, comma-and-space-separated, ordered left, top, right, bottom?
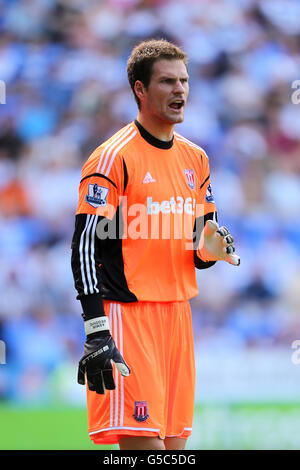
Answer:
169, 100, 184, 110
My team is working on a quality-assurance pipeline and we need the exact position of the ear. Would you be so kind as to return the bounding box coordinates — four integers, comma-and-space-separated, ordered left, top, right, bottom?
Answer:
134, 80, 146, 102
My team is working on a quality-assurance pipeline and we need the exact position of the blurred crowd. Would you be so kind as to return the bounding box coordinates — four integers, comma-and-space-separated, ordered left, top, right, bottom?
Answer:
0, 0, 300, 404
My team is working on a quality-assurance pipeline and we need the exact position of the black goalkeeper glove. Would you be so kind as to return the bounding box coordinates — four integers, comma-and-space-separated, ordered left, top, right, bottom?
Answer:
77, 316, 130, 395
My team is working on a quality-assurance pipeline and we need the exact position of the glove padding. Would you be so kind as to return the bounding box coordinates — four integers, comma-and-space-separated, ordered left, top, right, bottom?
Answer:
78, 335, 130, 394
197, 220, 240, 266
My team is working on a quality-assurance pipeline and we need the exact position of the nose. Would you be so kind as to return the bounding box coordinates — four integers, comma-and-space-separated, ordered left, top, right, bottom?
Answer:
173, 79, 185, 94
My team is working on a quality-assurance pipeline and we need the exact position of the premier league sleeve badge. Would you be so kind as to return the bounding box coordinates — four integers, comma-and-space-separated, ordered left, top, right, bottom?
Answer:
205, 183, 215, 203
85, 183, 109, 208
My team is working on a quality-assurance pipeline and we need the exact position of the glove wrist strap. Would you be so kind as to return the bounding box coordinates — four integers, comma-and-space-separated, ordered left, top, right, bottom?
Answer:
197, 248, 209, 263
84, 316, 110, 336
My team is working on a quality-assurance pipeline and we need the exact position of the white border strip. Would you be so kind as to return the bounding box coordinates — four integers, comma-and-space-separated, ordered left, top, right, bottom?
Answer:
89, 426, 161, 436
117, 303, 124, 427
113, 303, 119, 427
96, 125, 135, 175
96, 125, 132, 173
90, 215, 99, 293
79, 214, 97, 295
104, 130, 137, 177
84, 215, 95, 292
165, 427, 193, 437
79, 214, 90, 295
100, 127, 134, 174
174, 132, 207, 154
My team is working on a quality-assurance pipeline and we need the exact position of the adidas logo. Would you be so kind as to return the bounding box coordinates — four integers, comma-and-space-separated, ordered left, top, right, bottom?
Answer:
143, 172, 156, 184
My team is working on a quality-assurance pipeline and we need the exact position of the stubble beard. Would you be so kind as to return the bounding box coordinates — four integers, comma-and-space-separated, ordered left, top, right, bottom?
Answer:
160, 104, 185, 125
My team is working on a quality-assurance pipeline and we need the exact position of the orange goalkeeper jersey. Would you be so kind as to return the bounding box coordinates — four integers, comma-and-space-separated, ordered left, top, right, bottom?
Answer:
71, 120, 217, 315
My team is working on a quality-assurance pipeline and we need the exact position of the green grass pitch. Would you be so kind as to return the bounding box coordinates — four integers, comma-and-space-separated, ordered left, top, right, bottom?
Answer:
1, 403, 300, 450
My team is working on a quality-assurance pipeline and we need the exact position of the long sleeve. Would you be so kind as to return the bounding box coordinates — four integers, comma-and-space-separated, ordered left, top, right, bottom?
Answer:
193, 211, 217, 269
194, 150, 218, 270
71, 147, 127, 319
71, 213, 106, 317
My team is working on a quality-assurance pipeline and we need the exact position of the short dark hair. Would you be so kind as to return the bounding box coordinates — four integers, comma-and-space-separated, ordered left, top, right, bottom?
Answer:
127, 39, 188, 108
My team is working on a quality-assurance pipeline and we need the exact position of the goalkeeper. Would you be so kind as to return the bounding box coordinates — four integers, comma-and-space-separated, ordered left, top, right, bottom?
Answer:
71, 39, 240, 451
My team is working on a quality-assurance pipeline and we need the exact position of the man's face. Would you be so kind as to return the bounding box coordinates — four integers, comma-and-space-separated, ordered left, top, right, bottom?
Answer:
138, 59, 189, 125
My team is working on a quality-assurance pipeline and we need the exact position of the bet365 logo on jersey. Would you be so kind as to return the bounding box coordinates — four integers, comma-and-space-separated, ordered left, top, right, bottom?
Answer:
147, 196, 196, 215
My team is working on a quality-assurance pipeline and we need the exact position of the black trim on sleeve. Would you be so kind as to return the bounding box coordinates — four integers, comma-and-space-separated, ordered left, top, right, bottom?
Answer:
80, 173, 117, 189
200, 174, 210, 190
123, 158, 128, 193
194, 211, 218, 270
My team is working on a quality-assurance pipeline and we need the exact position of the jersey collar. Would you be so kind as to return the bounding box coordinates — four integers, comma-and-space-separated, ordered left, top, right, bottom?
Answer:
134, 120, 174, 150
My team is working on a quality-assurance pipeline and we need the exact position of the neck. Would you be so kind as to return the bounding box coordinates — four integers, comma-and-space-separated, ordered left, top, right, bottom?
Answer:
136, 112, 174, 142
